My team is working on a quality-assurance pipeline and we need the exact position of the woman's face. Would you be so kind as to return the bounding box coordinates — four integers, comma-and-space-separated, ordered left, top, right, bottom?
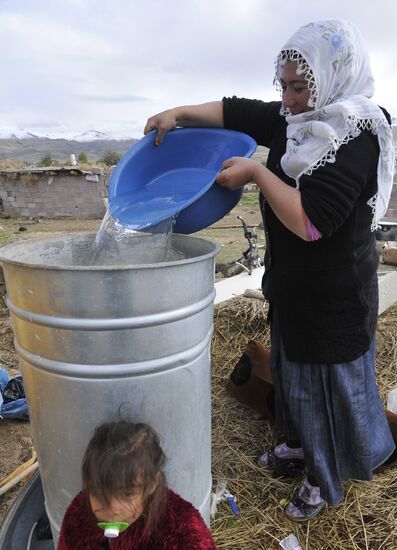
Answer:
90, 488, 145, 526
279, 61, 313, 115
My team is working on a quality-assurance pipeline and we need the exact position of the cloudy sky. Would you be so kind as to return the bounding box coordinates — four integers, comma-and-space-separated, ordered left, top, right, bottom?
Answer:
1, 0, 396, 139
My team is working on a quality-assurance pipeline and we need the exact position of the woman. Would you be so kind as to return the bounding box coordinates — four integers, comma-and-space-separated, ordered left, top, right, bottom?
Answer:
144, 20, 395, 521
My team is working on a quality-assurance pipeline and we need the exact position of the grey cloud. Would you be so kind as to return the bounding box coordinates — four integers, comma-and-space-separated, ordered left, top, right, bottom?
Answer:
76, 94, 150, 103
162, 62, 186, 73
2, 0, 396, 137
24, 120, 66, 128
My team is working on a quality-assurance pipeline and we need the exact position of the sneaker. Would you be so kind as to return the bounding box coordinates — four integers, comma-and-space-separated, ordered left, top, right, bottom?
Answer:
284, 479, 325, 522
257, 443, 305, 478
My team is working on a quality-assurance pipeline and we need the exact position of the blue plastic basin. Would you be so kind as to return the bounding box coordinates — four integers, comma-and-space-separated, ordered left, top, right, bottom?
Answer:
108, 128, 257, 233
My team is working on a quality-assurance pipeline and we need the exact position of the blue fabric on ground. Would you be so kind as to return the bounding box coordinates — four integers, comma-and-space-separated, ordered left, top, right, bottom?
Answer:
0, 368, 29, 420
0, 367, 9, 409
270, 313, 395, 506
0, 398, 29, 419
0, 367, 9, 390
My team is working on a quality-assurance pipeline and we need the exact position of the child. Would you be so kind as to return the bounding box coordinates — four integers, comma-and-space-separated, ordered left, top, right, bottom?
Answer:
58, 421, 217, 549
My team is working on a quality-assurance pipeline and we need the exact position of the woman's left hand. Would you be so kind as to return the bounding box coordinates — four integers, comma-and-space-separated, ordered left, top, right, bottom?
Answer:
216, 157, 257, 190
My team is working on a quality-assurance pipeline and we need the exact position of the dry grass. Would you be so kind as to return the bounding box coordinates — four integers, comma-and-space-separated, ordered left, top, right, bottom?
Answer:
210, 297, 397, 549
1, 291, 397, 547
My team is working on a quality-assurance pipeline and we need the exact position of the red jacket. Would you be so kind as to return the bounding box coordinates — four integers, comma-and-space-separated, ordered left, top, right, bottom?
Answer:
57, 488, 217, 549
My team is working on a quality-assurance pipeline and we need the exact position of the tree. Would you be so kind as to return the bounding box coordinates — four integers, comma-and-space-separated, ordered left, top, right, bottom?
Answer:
39, 153, 53, 167
78, 152, 88, 163
101, 150, 122, 166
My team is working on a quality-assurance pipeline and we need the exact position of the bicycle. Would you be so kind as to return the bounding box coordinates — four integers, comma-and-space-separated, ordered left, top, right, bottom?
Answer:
216, 216, 265, 278
235, 216, 264, 275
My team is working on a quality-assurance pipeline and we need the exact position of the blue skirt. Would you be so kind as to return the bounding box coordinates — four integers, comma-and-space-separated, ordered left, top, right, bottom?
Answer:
270, 314, 395, 505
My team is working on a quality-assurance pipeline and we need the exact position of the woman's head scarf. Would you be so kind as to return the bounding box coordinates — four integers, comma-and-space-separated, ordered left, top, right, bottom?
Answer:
275, 19, 395, 228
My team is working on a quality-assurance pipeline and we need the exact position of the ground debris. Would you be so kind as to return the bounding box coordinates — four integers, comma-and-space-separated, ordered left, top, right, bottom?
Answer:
211, 297, 397, 549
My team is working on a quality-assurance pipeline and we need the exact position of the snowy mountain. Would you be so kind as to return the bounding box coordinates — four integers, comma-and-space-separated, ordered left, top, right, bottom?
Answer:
0, 127, 136, 141
72, 130, 113, 142
0, 127, 41, 139
0, 129, 138, 163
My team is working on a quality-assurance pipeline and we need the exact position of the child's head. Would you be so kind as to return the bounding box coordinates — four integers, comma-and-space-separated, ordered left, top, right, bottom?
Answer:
82, 421, 167, 531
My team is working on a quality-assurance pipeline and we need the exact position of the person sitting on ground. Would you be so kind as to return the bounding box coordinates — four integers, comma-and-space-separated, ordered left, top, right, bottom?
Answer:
58, 420, 216, 549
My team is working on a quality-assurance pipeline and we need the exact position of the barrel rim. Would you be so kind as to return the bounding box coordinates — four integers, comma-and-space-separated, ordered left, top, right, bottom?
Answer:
0, 231, 220, 271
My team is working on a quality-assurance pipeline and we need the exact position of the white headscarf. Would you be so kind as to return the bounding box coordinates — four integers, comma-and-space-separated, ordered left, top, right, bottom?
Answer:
275, 20, 395, 228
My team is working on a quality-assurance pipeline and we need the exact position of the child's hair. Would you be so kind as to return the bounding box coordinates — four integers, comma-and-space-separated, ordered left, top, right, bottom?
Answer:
82, 421, 167, 531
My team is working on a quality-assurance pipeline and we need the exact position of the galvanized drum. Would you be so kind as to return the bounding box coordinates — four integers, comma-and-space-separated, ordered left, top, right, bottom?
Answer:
0, 232, 219, 544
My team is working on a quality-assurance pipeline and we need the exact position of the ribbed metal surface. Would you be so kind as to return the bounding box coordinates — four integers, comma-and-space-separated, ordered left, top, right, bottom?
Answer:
0, 232, 219, 545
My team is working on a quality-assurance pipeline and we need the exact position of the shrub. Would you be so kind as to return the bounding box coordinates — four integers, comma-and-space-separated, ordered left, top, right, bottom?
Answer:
78, 152, 88, 163
39, 154, 53, 167
101, 150, 122, 166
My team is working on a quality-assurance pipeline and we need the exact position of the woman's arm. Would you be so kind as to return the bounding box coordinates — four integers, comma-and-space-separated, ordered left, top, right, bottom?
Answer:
144, 101, 224, 145
217, 157, 308, 240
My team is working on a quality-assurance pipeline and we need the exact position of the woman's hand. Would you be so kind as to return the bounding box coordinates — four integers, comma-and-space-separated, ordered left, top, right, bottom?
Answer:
216, 157, 257, 190
218, 158, 309, 240
144, 102, 224, 146
144, 109, 178, 146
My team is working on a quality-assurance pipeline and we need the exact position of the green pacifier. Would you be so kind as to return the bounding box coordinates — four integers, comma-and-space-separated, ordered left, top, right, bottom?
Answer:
97, 521, 129, 538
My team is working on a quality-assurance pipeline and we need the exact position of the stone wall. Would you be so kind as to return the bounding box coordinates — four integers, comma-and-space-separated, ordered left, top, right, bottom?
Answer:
0, 168, 110, 219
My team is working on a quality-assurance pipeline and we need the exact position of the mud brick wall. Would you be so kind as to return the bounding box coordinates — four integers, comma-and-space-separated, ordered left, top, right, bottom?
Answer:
0, 169, 110, 219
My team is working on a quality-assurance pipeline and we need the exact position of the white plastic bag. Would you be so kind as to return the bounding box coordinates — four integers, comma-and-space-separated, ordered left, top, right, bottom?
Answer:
387, 388, 397, 414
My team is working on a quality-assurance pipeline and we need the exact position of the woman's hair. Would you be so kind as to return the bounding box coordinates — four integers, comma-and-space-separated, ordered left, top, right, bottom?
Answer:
82, 421, 167, 531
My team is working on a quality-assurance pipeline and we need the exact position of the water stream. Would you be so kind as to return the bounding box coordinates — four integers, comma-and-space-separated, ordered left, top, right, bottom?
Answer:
90, 209, 184, 266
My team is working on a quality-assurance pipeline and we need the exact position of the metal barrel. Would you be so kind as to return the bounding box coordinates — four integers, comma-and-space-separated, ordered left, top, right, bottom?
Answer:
0, 232, 219, 544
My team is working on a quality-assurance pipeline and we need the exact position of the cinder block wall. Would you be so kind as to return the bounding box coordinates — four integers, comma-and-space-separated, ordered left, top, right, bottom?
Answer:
0, 169, 110, 219
0, 165, 396, 221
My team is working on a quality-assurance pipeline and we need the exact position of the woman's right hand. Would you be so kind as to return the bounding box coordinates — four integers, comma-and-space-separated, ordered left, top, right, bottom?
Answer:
144, 109, 179, 146
143, 101, 224, 146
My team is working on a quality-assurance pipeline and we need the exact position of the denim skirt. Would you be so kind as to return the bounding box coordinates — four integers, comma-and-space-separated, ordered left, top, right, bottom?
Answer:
270, 314, 395, 505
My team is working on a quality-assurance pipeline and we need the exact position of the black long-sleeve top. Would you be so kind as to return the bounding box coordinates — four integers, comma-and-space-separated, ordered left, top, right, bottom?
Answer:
223, 97, 384, 363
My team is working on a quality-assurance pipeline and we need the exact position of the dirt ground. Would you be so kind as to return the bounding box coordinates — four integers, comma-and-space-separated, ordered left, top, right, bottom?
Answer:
0, 197, 263, 526
0, 307, 32, 524
0, 195, 263, 276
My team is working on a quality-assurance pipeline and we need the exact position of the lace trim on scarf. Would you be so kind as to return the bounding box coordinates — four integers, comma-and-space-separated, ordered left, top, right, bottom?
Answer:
274, 49, 317, 113
302, 115, 389, 233
367, 193, 378, 232
303, 115, 390, 177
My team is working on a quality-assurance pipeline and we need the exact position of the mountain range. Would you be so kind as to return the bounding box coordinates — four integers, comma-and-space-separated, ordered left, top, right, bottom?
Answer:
0, 128, 139, 164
